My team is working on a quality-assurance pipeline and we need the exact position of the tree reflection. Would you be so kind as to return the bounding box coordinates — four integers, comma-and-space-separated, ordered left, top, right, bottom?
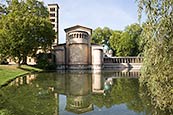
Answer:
0, 75, 57, 115
0, 71, 172, 115
91, 78, 144, 113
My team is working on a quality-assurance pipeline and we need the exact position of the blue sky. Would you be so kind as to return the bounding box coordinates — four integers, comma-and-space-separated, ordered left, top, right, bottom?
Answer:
1, 0, 142, 43
45, 0, 142, 43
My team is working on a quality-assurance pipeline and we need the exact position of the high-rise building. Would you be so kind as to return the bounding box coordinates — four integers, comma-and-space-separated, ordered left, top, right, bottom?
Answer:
48, 4, 59, 46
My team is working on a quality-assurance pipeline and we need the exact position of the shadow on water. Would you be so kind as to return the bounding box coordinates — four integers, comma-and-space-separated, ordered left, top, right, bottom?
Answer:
0, 70, 172, 115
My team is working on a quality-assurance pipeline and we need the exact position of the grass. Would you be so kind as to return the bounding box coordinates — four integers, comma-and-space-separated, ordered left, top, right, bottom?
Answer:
0, 65, 43, 86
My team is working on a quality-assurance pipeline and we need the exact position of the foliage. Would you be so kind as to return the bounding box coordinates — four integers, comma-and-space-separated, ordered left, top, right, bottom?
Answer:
139, 84, 173, 115
109, 30, 122, 55
36, 53, 56, 70
0, 3, 6, 18
137, 0, 173, 112
92, 78, 144, 112
0, 109, 12, 115
0, 58, 8, 65
92, 24, 142, 56
109, 23, 142, 56
91, 27, 112, 49
0, 0, 55, 66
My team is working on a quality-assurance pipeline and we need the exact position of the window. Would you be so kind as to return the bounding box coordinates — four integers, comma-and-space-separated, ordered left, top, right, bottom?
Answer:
50, 19, 55, 22
50, 8, 55, 11
52, 24, 55, 27
53, 39, 55, 42
29, 58, 31, 62
50, 13, 55, 17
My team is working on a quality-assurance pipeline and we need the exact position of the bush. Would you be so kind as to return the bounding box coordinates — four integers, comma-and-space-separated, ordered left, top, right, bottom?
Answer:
0, 58, 8, 65
36, 53, 56, 70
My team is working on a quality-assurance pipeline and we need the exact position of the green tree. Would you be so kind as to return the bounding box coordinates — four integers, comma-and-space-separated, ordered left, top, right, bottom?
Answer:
0, 0, 55, 66
92, 27, 112, 49
0, 3, 6, 16
116, 32, 134, 56
137, 0, 173, 112
109, 30, 122, 55
121, 23, 142, 56
91, 27, 103, 44
109, 23, 142, 56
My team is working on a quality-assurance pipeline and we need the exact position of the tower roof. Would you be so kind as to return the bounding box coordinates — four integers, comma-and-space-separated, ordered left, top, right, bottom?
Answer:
64, 25, 92, 35
48, 4, 59, 8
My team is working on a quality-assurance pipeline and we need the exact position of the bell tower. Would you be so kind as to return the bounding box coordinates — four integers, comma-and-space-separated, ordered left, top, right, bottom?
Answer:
48, 4, 59, 46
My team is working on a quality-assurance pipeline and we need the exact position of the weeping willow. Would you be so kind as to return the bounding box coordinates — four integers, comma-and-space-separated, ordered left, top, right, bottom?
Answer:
137, 0, 173, 112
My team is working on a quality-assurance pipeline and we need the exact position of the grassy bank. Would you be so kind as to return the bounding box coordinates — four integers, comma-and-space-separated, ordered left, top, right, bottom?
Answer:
0, 65, 42, 86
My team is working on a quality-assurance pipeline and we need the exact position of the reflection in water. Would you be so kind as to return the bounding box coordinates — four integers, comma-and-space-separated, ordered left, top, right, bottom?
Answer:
65, 73, 93, 114
0, 70, 171, 115
92, 70, 104, 93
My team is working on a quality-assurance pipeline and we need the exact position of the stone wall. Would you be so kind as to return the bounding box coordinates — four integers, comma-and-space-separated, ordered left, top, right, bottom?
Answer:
69, 44, 88, 65
53, 45, 66, 69
65, 25, 92, 69
54, 25, 104, 70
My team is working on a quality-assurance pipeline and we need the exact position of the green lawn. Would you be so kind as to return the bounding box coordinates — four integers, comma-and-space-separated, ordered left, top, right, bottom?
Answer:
0, 65, 42, 86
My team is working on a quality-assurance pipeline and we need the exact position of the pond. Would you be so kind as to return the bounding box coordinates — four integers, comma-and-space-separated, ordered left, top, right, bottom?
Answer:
0, 70, 170, 115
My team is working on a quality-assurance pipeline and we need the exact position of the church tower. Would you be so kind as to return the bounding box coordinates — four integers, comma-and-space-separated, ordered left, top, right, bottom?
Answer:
48, 4, 59, 46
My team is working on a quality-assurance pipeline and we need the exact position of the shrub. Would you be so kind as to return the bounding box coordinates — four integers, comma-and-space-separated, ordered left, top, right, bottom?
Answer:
36, 53, 56, 70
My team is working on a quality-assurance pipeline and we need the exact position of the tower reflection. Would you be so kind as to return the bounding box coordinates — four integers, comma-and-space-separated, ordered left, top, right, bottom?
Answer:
7, 70, 141, 115
65, 72, 93, 114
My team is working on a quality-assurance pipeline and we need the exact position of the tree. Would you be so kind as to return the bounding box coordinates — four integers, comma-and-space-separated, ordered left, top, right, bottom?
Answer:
109, 23, 142, 56
102, 27, 112, 49
116, 32, 134, 56
0, 0, 55, 66
122, 23, 142, 56
92, 24, 142, 56
137, 0, 173, 112
91, 27, 103, 44
92, 27, 112, 49
0, 2, 7, 19
109, 30, 122, 55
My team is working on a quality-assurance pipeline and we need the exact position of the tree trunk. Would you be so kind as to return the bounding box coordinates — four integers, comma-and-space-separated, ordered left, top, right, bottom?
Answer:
17, 61, 21, 68
22, 56, 27, 65
17, 57, 21, 68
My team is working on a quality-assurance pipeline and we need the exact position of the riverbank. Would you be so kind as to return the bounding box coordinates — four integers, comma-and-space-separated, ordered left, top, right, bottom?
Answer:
0, 65, 42, 87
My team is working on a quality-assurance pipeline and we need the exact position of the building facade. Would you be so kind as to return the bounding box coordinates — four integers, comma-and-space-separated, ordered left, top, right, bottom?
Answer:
48, 4, 59, 46
54, 25, 103, 70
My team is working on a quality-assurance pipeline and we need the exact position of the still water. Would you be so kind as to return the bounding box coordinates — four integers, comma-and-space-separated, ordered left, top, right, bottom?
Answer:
0, 70, 168, 115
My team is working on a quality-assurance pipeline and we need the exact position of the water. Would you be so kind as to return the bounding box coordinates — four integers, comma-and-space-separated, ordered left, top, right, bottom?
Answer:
0, 70, 169, 115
